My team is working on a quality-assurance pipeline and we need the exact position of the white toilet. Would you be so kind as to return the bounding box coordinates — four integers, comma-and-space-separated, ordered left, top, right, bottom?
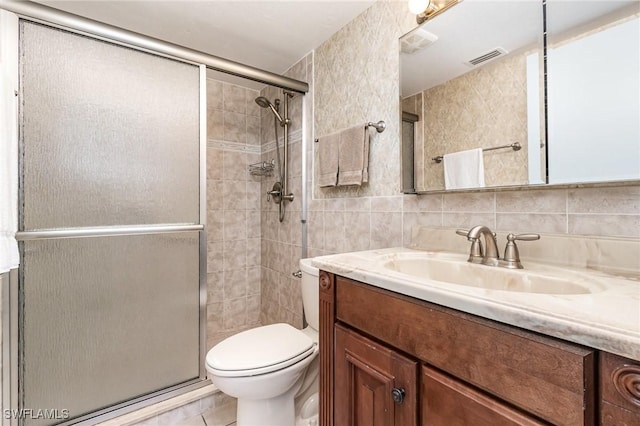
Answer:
205, 259, 320, 426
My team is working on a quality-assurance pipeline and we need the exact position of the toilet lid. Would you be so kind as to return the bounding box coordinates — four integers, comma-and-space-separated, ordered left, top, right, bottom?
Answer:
206, 323, 315, 377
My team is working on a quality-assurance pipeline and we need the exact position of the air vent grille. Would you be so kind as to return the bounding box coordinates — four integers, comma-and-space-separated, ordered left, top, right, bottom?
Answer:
401, 28, 439, 54
465, 47, 508, 67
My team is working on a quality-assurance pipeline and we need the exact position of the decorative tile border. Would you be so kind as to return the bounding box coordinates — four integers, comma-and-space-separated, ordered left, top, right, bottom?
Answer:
206, 140, 261, 154
207, 128, 302, 155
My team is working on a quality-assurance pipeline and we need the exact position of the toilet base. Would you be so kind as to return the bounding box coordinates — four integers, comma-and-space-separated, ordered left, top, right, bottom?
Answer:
237, 387, 296, 426
296, 392, 319, 426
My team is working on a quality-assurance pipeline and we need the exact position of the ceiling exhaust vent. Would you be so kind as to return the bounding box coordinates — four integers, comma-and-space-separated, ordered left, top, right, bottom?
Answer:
465, 47, 508, 67
401, 28, 439, 54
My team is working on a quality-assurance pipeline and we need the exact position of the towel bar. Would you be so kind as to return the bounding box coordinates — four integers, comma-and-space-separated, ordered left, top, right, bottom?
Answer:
367, 121, 386, 133
432, 142, 521, 163
314, 120, 386, 143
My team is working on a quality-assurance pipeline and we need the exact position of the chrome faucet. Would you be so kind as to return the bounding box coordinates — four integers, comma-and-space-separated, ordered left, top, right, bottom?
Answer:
457, 226, 540, 269
466, 225, 500, 266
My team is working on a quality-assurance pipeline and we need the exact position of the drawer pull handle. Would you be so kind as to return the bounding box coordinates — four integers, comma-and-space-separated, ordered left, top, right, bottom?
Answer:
391, 387, 405, 404
613, 365, 640, 407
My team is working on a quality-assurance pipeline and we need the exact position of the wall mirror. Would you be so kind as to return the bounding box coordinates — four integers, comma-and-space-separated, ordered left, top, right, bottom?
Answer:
400, 0, 640, 193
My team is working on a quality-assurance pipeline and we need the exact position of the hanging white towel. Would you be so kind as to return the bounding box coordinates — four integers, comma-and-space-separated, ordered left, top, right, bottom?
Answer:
443, 148, 485, 190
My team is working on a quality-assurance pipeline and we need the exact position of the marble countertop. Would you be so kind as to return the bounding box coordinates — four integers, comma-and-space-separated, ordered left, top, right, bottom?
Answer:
311, 247, 640, 360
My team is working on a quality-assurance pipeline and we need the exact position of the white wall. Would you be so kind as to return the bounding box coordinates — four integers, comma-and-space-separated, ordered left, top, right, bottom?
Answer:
548, 18, 640, 184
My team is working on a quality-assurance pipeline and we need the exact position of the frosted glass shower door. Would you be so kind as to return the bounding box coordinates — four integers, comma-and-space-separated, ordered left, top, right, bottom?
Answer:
17, 21, 204, 425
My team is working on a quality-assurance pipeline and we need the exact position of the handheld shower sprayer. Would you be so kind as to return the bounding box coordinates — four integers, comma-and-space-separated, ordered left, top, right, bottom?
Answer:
255, 96, 286, 125
255, 92, 294, 222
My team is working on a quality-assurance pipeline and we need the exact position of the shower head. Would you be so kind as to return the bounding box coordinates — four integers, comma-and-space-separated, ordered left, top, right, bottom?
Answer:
255, 96, 285, 124
255, 96, 272, 109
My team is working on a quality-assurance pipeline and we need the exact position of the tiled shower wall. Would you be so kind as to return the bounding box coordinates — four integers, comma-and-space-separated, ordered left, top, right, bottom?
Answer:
307, 0, 640, 260
205, 54, 313, 343
205, 78, 263, 348
259, 54, 313, 328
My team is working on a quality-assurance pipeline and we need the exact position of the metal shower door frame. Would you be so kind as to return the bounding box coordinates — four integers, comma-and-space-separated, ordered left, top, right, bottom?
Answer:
0, 1, 310, 424
2, 17, 209, 426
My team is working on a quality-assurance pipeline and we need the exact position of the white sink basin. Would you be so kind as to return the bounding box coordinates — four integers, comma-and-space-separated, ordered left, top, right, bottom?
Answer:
382, 252, 604, 295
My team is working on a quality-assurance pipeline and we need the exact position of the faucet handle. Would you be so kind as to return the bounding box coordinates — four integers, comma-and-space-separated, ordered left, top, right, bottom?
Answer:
503, 233, 540, 269
456, 229, 484, 263
507, 233, 540, 242
455, 229, 469, 237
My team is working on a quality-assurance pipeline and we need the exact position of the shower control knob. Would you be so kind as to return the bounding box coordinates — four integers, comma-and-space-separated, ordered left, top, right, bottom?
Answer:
267, 182, 283, 204
391, 387, 405, 404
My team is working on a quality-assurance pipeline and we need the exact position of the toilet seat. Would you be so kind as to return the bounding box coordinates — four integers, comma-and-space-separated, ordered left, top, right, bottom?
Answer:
206, 323, 316, 378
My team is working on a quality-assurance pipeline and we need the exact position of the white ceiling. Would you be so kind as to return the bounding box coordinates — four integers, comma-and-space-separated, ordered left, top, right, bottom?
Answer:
35, 0, 376, 87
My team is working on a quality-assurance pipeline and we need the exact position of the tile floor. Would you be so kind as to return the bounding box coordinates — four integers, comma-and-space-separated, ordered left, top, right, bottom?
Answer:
176, 400, 237, 426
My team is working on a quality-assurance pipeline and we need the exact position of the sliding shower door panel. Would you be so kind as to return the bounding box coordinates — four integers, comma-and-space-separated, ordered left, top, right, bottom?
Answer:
19, 21, 199, 231
17, 20, 204, 426
20, 233, 200, 425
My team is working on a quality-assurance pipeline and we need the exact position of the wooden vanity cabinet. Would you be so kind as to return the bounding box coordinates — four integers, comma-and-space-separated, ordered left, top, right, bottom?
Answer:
319, 271, 605, 426
599, 352, 640, 425
335, 324, 418, 426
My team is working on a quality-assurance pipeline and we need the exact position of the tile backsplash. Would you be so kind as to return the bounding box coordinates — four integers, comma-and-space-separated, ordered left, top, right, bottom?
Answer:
307, 185, 640, 259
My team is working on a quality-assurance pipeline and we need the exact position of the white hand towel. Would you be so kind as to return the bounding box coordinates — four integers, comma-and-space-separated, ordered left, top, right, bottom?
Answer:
317, 132, 339, 187
337, 125, 370, 186
443, 148, 485, 190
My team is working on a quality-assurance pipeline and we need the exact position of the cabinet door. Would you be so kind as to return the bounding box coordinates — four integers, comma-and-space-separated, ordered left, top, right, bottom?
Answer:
599, 352, 640, 426
335, 324, 418, 426
422, 366, 546, 426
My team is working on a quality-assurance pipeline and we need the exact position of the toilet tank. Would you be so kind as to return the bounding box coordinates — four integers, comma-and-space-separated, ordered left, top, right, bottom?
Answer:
299, 258, 320, 332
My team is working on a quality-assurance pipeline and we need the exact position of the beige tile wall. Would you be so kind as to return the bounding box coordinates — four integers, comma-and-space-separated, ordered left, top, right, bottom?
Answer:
308, 0, 640, 260
259, 54, 313, 328
419, 51, 530, 190
313, 0, 414, 199
206, 78, 262, 348
308, 186, 640, 258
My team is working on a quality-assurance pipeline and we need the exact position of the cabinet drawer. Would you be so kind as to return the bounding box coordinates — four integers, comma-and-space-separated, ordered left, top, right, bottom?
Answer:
600, 352, 640, 422
421, 365, 545, 426
336, 277, 595, 425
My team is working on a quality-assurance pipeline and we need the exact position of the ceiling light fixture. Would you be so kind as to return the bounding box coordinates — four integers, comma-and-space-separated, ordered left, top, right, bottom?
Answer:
409, 0, 462, 25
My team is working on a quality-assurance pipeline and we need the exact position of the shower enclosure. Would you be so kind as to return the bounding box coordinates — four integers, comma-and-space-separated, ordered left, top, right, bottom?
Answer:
12, 20, 206, 426
0, 1, 309, 424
